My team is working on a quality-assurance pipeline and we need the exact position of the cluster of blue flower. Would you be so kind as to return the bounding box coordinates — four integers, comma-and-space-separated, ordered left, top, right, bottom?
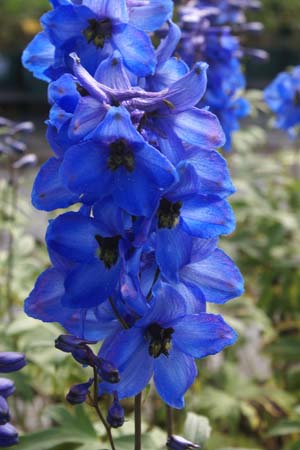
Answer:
264, 66, 300, 139
0, 353, 26, 447
23, 0, 243, 417
178, 0, 264, 149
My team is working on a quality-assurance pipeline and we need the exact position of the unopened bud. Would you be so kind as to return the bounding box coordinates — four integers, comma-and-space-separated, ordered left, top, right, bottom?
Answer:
167, 435, 201, 449
107, 393, 124, 428
0, 423, 19, 447
0, 353, 26, 373
97, 358, 120, 384
66, 379, 93, 405
0, 397, 10, 426
0, 379, 15, 399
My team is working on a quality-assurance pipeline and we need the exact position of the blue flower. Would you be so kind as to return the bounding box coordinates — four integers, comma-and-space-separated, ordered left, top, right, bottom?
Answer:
264, 66, 300, 137
60, 107, 177, 216
22, 0, 166, 79
99, 282, 237, 408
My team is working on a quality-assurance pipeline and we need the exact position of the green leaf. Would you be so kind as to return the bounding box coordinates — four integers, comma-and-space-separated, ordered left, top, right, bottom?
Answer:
267, 419, 300, 437
184, 412, 211, 444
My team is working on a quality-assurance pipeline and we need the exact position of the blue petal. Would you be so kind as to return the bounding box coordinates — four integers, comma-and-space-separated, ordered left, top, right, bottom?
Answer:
69, 97, 106, 140
112, 23, 156, 76
128, 0, 173, 32
154, 347, 197, 408
156, 226, 193, 283
171, 108, 226, 148
25, 268, 65, 322
62, 260, 121, 308
49, 104, 73, 131
172, 314, 238, 358
93, 197, 132, 236
181, 197, 235, 238
172, 283, 206, 314
165, 62, 208, 113
112, 165, 161, 217
46, 212, 101, 262
48, 74, 79, 111
190, 237, 218, 263
180, 248, 244, 303
156, 21, 181, 68
94, 51, 131, 89
22, 32, 55, 82
149, 58, 189, 91
187, 148, 235, 198
32, 157, 79, 211
99, 329, 153, 399
90, 106, 144, 143
136, 142, 177, 188
99, 328, 144, 368
41, 6, 87, 47
137, 282, 187, 327
81, 0, 128, 22
60, 141, 112, 196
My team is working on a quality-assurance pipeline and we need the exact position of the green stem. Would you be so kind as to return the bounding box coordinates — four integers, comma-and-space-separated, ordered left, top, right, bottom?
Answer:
166, 405, 173, 437
134, 393, 142, 450
91, 367, 117, 450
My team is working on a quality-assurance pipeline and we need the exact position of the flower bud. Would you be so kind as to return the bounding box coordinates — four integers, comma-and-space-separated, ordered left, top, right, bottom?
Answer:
0, 397, 10, 426
97, 358, 120, 384
71, 347, 96, 366
107, 393, 124, 428
0, 423, 19, 447
66, 379, 93, 405
54, 334, 96, 353
0, 379, 15, 399
0, 353, 26, 373
167, 435, 201, 449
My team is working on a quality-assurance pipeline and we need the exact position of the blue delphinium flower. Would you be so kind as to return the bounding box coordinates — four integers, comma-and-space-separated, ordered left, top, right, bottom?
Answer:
22, 0, 173, 80
264, 66, 300, 138
98, 282, 237, 408
24, 0, 244, 419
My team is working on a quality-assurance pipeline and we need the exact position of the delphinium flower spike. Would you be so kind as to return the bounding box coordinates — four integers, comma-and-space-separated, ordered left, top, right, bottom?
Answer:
23, 1, 244, 447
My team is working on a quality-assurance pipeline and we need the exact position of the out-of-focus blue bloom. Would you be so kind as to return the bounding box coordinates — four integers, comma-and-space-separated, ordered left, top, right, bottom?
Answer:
107, 392, 125, 428
0, 353, 26, 374
0, 397, 10, 426
0, 423, 19, 448
99, 282, 237, 408
167, 434, 201, 449
66, 379, 93, 404
177, 1, 257, 149
0, 380, 15, 400
264, 66, 300, 138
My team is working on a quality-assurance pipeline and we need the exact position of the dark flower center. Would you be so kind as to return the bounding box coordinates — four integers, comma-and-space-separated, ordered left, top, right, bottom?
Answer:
146, 323, 174, 358
95, 235, 120, 269
108, 139, 135, 172
76, 83, 89, 97
83, 18, 112, 48
294, 89, 300, 106
157, 198, 182, 229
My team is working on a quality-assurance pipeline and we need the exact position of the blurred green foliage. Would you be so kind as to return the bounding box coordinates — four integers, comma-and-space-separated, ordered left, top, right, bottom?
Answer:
0, 0, 48, 52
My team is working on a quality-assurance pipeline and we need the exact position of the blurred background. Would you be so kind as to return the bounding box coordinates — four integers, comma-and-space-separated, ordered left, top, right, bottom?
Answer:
0, 1, 300, 450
